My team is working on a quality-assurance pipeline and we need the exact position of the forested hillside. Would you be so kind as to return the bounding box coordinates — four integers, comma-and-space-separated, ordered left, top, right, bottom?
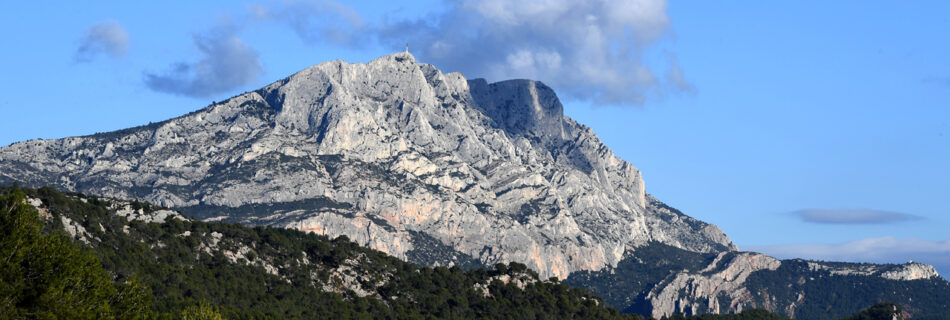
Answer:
1, 185, 634, 319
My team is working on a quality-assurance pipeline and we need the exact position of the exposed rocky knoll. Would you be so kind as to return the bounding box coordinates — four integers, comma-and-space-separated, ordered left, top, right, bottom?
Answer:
1, 52, 946, 318
641, 254, 938, 318
805, 260, 939, 281
0, 52, 733, 280
564, 242, 945, 319
645, 252, 783, 318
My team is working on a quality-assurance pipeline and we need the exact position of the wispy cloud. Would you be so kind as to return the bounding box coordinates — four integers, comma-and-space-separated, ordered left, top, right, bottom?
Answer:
789, 208, 922, 224
75, 20, 129, 62
144, 27, 263, 98
377, 0, 687, 105
746, 236, 950, 277
665, 52, 695, 95
248, 0, 367, 47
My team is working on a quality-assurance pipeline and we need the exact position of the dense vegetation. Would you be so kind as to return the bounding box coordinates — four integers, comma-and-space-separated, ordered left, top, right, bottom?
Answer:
744, 260, 950, 319
564, 242, 718, 314
839, 302, 905, 320
658, 303, 904, 320
1, 186, 635, 319
650, 302, 906, 320
0, 186, 150, 319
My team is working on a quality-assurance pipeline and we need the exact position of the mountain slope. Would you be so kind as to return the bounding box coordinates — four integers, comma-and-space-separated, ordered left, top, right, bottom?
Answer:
0, 52, 733, 280
5, 185, 637, 319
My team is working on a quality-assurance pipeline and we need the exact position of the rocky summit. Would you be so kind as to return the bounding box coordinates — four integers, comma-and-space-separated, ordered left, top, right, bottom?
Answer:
2, 52, 946, 318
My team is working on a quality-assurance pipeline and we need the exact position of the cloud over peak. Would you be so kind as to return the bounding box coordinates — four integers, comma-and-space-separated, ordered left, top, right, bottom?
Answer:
142, 0, 690, 104
381, 0, 687, 105
144, 29, 263, 98
75, 20, 129, 62
790, 208, 922, 224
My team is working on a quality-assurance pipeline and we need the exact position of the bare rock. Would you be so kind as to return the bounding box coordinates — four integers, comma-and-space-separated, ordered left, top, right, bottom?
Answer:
881, 262, 940, 281
646, 252, 781, 318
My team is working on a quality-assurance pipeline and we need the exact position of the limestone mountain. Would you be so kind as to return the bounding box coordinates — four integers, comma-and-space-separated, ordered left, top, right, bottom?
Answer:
0, 52, 733, 280
1, 52, 946, 319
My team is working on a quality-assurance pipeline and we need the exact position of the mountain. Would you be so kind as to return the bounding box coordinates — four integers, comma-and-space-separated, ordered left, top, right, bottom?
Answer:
0, 52, 733, 279
1, 52, 947, 318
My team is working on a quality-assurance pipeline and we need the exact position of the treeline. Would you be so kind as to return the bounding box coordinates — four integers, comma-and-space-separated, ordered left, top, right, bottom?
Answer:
657, 302, 906, 320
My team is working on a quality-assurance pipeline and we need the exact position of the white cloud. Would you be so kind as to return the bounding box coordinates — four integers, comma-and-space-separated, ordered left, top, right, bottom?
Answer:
379, 0, 686, 105
75, 20, 129, 62
789, 208, 922, 224
746, 236, 950, 277
144, 28, 263, 98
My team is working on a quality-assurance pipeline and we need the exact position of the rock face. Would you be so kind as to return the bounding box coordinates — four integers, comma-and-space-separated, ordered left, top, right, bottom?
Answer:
803, 260, 940, 281
0, 52, 734, 280
881, 262, 940, 281
645, 252, 782, 318
634, 256, 945, 319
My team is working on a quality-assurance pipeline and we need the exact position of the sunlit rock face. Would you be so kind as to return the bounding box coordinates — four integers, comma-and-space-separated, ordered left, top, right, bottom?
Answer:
0, 52, 735, 279
881, 262, 940, 281
645, 252, 782, 318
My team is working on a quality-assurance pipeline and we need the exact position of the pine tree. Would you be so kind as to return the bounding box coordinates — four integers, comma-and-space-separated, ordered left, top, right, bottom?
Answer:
0, 186, 149, 319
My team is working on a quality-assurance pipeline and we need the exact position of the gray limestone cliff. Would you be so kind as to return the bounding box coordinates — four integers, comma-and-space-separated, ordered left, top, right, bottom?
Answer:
646, 252, 783, 318
0, 52, 733, 280
635, 254, 942, 318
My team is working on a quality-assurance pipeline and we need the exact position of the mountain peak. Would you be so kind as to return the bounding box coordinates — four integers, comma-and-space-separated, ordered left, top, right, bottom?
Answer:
371, 51, 416, 65
247, 52, 571, 152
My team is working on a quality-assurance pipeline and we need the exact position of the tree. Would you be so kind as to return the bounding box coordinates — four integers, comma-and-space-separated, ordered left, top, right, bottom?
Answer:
180, 300, 225, 320
0, 186, 149, 319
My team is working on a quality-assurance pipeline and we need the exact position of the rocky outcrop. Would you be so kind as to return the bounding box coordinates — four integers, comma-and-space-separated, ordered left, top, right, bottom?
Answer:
640, 256, 946, 319
473, 273, 539, 297
806, 260, 940, 281
0, 52, 734, 280
881, 262, 940, 281
645, 252, 782, 318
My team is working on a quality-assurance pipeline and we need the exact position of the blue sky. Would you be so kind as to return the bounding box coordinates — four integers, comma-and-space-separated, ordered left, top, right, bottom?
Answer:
1, 1, 948, 275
